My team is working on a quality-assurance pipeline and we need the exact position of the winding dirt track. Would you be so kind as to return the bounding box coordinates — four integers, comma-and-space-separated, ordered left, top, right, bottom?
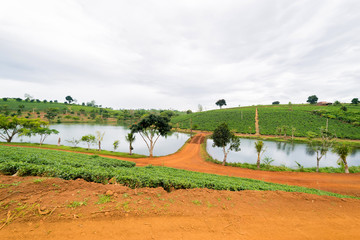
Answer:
102, 133, 360, 197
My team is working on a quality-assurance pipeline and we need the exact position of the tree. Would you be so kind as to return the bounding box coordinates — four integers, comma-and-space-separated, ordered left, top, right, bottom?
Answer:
211, 123, 241, 165
66, 138, 81, 147
96, 131, 105, 151
215, 99, 227, 109
130, 114, 171, 157
351, 98, 359, 105
113, 140, 119, 151
272, 101, 280, 105
125, 132, 136, 155
81, 134, 96, 150
65, 96, 74, 104
21, 126, 59, 145
307, 127, 336, 172
332, 143, 352, 173
45, 108, 59, 121
306, 95, 318, 104
0, 115, 45, 142
198, 104, 203, 112
254, 140, 266, 169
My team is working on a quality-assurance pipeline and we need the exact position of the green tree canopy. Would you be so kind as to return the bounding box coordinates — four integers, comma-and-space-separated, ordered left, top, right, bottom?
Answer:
130, 114, 171, 157
306, 95, 318, 104
125, 132, 136, 155
212, 122, 240, 165
0, 115, 46, 142
81, 134, 96, 150
351, 98, 359, 105
215, 99, 227, 109
65, 96, 74, 104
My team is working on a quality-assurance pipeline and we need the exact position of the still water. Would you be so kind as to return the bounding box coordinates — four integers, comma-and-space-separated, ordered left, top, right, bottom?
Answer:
13, 123, 190, 157
207, 138, 360, 169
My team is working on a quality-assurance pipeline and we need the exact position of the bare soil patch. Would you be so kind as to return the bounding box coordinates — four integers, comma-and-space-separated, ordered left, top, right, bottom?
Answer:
1, 175, 360, 240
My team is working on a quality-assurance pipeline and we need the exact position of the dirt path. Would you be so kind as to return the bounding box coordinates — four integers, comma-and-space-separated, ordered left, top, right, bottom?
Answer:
255, 107, 260, 135
118, 133, 360, 196
1, 175, 360, 240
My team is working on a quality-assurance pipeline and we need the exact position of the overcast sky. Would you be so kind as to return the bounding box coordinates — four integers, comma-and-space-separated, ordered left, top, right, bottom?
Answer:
0, 0, 359, 111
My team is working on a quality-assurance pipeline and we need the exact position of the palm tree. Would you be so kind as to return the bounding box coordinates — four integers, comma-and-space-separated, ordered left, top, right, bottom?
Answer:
254, 140, 266, 169
332, 143, 352, 173
125, 132, 136, 155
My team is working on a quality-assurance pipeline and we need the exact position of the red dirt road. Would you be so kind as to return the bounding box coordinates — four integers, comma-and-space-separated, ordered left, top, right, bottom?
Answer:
111, 133, 360, 197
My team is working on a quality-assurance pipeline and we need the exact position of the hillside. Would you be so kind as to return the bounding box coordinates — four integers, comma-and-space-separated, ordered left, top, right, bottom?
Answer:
171, 104, 360, 139
0, 98, 180, 124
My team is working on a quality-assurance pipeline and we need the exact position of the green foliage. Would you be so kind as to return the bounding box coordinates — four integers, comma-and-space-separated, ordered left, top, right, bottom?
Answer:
130, 114, 171, 157
212, 123, 241, 164
113, 140, 120, 151
272, 101, 280, 105
125, 132, 136, 155
81, 134, 96, 149
307, 95, 318, 104
215, 99, 227, 109
351, 98, 359, 105
258, 105, 360, 139
171, 108, 256, 134
0, 146, 356, 198
0, 115, 47, 142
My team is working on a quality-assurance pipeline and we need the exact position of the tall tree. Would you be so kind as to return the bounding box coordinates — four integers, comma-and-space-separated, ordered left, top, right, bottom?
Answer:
351, 98, 359, 105
254, 140, 266, 169
306, 95, 318, 104
81, 134, 96, 150
65, 96, 74, 104
130, 114, 171, 157
332, 143, 352, 173
212, 123, 241, 165
125, 132, 136, 155
21, 125, 59, 145
215, 99, 227, 109
0, 115, 45, 142
307, 127, 336, 172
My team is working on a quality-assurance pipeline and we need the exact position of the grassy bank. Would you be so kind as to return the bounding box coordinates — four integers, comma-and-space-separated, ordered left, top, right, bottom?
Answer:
0, 142, 146, 158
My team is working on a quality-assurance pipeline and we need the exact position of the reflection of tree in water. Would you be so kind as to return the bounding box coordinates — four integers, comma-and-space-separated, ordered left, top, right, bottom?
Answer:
306, 145, 316, 156
275, 142, 296, 156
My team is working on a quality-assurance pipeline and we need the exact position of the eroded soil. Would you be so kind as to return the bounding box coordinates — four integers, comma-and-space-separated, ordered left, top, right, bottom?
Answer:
1, 175, 360, 240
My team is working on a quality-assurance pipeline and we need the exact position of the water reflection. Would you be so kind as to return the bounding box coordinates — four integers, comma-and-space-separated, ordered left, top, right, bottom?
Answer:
11, 123, 190, 157
207, 138, 359, 169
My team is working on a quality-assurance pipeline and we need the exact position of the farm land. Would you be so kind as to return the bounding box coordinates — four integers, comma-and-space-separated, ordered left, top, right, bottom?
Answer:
1, 100, 360, 239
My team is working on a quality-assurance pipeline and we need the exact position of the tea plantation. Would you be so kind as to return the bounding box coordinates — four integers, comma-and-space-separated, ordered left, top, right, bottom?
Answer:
0, 145, 355, 198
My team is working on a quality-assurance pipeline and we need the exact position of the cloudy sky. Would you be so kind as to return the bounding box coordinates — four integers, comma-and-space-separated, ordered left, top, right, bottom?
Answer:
0, 0, 359, 111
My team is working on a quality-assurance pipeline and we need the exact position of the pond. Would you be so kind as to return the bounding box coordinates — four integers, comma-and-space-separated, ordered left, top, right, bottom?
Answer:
12, 123, 190, 157
207, 138, 360, 169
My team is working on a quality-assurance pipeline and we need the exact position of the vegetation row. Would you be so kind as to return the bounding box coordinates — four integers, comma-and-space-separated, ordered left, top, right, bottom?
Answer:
172, 104, 360, 139
0, 145, 356, 199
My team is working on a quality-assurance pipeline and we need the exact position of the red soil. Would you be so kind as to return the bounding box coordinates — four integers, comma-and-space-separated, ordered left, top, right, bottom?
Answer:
1, 133, 360, 239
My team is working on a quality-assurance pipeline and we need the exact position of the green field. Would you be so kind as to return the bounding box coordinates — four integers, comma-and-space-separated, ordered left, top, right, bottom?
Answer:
0, 145, 356, 198
0, 98, 181, 123
258, 105, 360, 139
171, 108, 256, 134
172, 104, 360, 139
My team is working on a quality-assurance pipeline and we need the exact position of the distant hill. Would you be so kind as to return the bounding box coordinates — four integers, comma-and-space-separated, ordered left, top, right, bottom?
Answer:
0, 98, 180, 124
171, 104, 360, 139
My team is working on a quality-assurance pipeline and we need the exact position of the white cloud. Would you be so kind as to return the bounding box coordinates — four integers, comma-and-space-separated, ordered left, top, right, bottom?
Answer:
0, 0, 359, 110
